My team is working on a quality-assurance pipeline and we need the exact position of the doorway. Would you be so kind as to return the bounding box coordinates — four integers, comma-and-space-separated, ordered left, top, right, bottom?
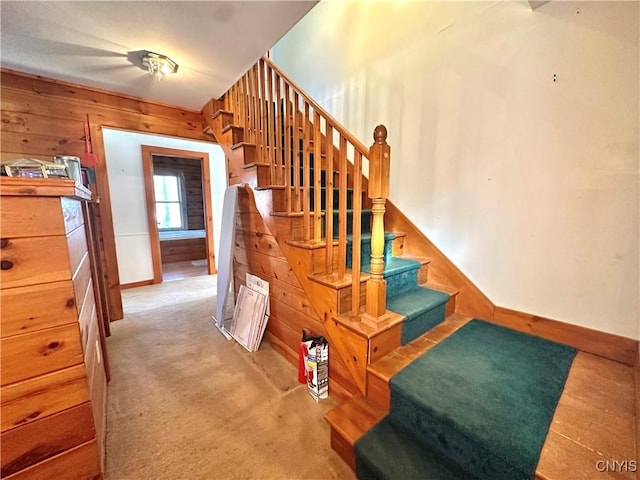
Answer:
141, 145, 217, 283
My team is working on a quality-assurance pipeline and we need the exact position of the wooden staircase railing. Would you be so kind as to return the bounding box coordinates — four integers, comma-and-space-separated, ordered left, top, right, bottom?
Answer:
223, 55, 391, 322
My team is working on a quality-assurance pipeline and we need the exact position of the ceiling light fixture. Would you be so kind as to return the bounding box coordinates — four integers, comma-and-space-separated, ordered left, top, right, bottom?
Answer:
141, 51, 178, 81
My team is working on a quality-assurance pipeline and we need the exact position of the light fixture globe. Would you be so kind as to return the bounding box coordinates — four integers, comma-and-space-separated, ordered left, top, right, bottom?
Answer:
140, 51, 178, 81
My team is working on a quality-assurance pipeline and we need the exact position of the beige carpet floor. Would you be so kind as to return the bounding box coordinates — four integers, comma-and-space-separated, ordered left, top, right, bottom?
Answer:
105, 275, 355, 480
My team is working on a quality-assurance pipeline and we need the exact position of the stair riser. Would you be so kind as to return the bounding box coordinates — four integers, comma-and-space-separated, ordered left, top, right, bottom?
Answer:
386, 269, 420, 298
366, 373, 391, 411
401, 303, 447, 345
330, 428, 356, 471
310, 189, 354, 211
334, 211, 372, 236
309, 247, 339, 275
346, 236, 394, 269
336, 283, 366, 314
368, 325, 402, 364
391, 236, 405, 256
389, 395, 527, 480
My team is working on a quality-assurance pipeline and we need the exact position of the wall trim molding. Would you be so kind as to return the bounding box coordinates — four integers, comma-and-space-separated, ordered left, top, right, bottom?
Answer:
492, 306, 638, 366
120, 280, 154, 290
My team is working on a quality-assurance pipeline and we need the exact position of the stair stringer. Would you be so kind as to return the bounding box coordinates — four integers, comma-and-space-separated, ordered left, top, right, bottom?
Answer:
204, 109, 370, 398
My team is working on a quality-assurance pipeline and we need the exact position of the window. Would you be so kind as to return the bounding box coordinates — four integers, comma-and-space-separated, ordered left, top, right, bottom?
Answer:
154, 171, 187, 230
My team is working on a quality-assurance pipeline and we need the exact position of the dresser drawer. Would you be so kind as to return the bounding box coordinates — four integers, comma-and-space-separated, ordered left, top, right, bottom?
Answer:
0, 236, 71, 289
0, 402, 95, 477
3, 439, 100, 480
0, 197, 65, 238
1, 324, 84, 387
0, 281, 77, 339
0, 365, 90, 432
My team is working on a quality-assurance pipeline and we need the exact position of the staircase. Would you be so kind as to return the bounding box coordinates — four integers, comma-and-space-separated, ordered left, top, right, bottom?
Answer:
200, 56, 564, 479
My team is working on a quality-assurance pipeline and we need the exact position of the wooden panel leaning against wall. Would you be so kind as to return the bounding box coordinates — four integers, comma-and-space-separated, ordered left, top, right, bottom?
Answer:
0, 68, 217, 320
233, 188, 359, 400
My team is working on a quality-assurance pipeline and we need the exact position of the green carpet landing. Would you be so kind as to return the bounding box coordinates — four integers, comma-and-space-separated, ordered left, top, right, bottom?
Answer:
355, 320, 577, 480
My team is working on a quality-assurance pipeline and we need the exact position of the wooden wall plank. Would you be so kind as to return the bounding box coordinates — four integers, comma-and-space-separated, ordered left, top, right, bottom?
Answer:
235, 229, 285, 259
233, 246, 299, 288
1, 131, 86, 158
0, 71, 206, 125
1, 68, 219, 321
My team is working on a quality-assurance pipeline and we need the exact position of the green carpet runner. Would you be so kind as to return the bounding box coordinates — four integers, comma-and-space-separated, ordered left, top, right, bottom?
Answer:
355, 320, 577, 480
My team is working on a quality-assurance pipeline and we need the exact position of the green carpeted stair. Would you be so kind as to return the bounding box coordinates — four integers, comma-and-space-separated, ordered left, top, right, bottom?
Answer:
355, 320, 577, 480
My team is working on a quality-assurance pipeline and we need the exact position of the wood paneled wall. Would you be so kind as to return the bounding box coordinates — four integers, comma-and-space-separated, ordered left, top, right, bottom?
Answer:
153, 156, 205, 230
233, 189, 358, 399
0, 69, 215, 320
160, 238, 206, 264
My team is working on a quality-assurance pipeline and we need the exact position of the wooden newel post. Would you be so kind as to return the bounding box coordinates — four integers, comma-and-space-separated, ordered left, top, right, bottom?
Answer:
365, 125, 390, 321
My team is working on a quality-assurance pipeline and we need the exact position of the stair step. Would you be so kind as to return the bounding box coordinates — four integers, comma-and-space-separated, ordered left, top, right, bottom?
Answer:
368, 314, 472, 384
387, 286, 450, 345
354, 416, 466, 480
367, 314, 472, 409
385, 321, 577, 480
325, 394, 386, 446
324, 394, 387, 471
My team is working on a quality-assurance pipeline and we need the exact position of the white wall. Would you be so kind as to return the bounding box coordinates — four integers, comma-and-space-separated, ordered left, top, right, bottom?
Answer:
272, 1, 639, 339
103, 129, 227, 285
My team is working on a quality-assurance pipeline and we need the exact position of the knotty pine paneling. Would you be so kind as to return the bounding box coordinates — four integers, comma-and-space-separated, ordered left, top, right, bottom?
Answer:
233, 207, 358, 397
0, 69, 217, 320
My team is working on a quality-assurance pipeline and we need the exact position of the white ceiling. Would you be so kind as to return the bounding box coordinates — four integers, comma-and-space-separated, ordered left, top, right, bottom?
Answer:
0, 1, 318, 111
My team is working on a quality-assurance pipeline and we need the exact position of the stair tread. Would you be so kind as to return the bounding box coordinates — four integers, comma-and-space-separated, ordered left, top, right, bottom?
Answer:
366, 256, 421, 278
309, 270, 370, 289
325, 394, 386, 445
211, 109, 233, 119
399, 253, 431, 266
231, 141, 256, 150
387, 285, 450, 318
286, 238, 339, 250
421, 281, 460, 297
221, 124, 242, 134
344, 232, 396, 242
332, 310, 405, 339
354, 416, 466, 480
386, 320, 578, 480
368, 314, 472, 382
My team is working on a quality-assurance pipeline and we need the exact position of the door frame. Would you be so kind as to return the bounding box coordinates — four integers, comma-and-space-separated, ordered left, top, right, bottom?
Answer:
141, 145, 217, 282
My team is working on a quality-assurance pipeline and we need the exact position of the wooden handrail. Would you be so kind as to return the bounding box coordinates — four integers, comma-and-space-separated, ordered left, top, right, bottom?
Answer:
222, 55, 391, 320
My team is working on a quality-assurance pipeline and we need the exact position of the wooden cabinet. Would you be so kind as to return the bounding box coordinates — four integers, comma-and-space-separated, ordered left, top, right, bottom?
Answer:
0, 178, 109, 479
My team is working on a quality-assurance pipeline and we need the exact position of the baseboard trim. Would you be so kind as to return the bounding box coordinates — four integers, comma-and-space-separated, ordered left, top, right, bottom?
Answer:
120, 279, 154, 290
492, 306, 638, 366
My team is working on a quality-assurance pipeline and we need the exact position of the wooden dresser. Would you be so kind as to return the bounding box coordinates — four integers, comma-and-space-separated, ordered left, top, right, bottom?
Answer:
1, 178, 109, 479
